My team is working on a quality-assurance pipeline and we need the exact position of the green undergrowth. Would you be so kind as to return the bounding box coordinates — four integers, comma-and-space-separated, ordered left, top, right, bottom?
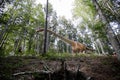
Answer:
38, 52, 101, 60
0, 56, 24, 79
0, 53, 119, 80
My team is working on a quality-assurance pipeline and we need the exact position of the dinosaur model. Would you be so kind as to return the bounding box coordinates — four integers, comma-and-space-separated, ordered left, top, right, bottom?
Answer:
36, 28, 94, 53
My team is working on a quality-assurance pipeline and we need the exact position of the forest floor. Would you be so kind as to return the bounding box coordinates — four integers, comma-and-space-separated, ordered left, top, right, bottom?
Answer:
0, 53, 120, 80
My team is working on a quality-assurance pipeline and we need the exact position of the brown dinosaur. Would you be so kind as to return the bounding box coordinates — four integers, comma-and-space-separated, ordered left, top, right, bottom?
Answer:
36, 28, 94, 53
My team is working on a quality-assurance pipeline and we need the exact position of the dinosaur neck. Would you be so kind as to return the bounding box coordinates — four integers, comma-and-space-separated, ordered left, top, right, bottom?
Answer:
37, 29, 75, 45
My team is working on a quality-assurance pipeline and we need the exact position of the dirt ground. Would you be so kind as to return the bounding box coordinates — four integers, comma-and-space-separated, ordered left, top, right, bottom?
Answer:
0, 55, 120, 80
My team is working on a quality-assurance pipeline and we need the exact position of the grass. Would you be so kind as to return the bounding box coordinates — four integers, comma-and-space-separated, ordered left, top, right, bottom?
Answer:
37, 52, 101, 60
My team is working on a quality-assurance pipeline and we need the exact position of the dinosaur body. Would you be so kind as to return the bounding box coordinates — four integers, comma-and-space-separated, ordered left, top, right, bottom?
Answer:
37, 28, 94, 53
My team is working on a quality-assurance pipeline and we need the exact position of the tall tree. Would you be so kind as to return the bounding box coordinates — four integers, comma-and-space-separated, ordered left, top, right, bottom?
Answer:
92, 0, 120, 59
43, 0, 48, 54
73, 0, 116, 54
0, 0, 45, 56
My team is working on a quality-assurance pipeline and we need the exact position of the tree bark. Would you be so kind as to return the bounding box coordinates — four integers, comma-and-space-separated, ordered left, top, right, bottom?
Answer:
43, 0, 49, 54
92, 0, 120, 60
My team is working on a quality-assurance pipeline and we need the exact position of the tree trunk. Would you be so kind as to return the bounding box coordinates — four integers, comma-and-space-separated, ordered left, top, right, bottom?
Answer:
92, 0, 120, 60
96, 39, 105, 54
43, 0, 49, 54
94, 41, 101, 54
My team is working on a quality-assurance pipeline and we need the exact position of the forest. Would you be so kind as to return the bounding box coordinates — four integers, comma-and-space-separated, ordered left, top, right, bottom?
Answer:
0, 0, 120, 80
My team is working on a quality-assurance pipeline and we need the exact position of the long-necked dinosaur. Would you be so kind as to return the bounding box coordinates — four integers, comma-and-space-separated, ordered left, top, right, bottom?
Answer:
36, 28, 95, 53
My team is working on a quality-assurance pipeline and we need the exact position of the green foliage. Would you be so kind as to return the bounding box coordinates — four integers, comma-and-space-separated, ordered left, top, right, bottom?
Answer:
0, 48, 6, 57
98, 0, 120, 22
73, 0, 113, 54
0, 0, 45, 56
92, 21, 107, 39
73, 0, 96, 22
0, 0, 116, 56
42, 52, 72, 60
37, 52, 100, 60
0, 56, 23, 79
0, 13, 11, 24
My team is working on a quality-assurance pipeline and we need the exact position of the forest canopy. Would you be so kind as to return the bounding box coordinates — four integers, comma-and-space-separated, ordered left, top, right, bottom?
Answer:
0, 0, 120, 59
